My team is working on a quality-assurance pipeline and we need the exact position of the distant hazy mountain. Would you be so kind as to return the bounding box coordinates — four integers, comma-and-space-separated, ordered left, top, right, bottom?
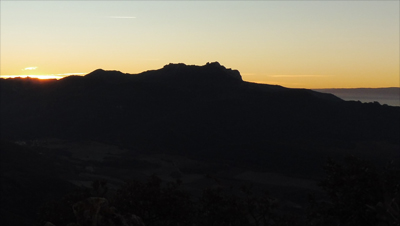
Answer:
314, 88, 400, 106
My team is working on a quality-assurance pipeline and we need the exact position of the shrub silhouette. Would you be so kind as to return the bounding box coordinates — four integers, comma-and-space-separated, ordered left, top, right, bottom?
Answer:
308, 156, 400, 226
37, 180, 108, 226
196, 186, 248, 226
112, 175, 193, 226
39, 176, 286, 226
37, 187, 92, 226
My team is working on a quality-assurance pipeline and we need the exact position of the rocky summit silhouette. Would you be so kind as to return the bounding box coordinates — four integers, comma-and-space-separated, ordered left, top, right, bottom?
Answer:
1, 62, 399, 171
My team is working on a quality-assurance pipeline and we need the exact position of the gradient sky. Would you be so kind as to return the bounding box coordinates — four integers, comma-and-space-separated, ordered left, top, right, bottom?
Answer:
1, 1, 399, 88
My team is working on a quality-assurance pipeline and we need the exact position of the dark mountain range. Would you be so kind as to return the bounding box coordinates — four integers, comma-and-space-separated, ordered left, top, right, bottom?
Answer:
1, 62, 399, 167
1, 62, 400, 225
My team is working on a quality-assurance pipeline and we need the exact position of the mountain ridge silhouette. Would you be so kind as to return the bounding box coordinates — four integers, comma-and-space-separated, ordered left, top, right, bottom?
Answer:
83, 62, 242, 83
1, 62, 399, 171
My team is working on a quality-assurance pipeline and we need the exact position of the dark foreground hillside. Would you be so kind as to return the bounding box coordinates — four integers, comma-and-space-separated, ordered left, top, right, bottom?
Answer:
1, 62, 399, 225
1, 140, 399, 226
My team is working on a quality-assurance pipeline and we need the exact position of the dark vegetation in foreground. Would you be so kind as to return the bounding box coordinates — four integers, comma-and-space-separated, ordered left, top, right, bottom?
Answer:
34, 156, 399, 226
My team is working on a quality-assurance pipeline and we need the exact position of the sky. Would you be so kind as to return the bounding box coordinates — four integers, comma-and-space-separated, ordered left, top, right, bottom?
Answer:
1, 1, 399, 88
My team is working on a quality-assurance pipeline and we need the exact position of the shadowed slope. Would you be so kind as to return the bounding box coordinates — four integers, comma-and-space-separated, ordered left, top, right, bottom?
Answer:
1, 63, 399, 176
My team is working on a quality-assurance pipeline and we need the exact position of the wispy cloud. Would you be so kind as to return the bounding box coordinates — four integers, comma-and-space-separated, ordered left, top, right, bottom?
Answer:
250, 80, 302, 86
22, 67, 37, 71
108, 16, 136, 19
269, 75, 327, 78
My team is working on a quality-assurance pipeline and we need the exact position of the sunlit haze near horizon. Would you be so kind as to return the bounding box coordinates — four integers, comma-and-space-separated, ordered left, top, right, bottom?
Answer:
1, 1, 399, 88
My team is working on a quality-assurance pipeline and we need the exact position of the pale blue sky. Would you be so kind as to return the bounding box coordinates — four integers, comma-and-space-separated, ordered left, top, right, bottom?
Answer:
1, 1, 399, 88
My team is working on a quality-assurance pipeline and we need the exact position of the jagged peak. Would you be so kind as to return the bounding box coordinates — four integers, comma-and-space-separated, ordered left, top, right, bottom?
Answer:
204, 62, 242, 81
159, 62, 242, 82
204, 61, 222, 67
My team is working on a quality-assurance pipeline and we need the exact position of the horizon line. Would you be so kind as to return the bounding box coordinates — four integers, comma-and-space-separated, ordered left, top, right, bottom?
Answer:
1, 74, 398, 90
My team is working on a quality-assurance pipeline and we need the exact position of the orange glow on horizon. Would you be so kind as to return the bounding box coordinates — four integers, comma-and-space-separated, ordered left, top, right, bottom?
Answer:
0, 73, 87, 80
1, 75, 63, 80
